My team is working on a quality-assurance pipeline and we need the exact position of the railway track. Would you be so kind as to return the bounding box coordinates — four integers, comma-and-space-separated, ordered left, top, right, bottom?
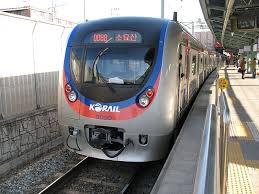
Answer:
38, 157, 139, 194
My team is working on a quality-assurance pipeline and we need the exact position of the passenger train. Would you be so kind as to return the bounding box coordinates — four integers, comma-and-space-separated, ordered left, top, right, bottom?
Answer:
58, 17, 220, 162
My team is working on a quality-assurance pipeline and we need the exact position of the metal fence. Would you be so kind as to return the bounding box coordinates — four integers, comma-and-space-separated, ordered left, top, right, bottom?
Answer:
0, 12, 73, 119
219, 91, 230, 194
193, 77, 230, 194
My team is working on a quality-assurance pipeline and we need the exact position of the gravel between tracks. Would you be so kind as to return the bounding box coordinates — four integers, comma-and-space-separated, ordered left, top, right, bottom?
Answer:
0, 147, 165, 194
55, 158, 139, 193
0, 146, 83, 194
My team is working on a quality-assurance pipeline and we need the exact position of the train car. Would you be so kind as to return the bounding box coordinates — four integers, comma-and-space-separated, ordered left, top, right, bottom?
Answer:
58, 17, 216, 162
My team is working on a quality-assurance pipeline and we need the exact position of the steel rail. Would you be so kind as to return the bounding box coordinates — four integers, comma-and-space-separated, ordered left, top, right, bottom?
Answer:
120, 166, 140, 194
38, 157, 88, 194
38, 156, 140, 194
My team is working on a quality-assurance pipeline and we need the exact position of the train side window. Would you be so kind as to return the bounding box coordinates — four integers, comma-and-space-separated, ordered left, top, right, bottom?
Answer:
144, 48, 155, 66
70, 47, 83, 84
192, 55, 196, 75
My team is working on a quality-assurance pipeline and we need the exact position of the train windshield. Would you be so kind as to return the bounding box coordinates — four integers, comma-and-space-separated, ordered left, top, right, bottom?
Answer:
83, 47, 155, 85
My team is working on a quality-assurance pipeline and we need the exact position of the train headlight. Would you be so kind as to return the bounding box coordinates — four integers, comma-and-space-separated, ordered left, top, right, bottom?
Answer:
137, 87, 155, 108
65, 83, 78, 103
138, 95, 150, 108
68, 90, 77, 102
65, 84, 72, 93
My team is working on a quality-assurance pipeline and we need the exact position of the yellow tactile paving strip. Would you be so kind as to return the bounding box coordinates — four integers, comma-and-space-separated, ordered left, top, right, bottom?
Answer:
227, 114, 259, 194
227, 141, 255, 194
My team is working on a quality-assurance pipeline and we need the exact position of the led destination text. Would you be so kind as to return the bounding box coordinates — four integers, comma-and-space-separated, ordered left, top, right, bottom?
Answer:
90, 30, 142, 43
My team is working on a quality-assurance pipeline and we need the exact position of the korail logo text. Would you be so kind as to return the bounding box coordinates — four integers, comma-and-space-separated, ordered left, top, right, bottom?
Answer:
89, 103, 120, 113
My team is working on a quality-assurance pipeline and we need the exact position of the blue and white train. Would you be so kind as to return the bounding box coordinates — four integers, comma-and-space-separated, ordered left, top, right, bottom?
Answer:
58, 17, 220, 162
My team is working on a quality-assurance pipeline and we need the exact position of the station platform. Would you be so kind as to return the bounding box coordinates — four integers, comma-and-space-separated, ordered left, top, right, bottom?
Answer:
151, 67, 259, 194
222, 67, 259, 194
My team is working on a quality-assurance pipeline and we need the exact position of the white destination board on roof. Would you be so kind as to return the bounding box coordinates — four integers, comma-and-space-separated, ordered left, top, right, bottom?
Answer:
244, 46, 251, 52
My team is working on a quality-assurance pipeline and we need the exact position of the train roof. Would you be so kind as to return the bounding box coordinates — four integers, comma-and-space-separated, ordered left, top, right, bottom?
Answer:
177, 23, 205, 50
67, 17, 170, 46
67, 17, 206, 51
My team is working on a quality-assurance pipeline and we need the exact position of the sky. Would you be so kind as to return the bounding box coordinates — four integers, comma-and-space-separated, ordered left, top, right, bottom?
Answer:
0, 0, 205, 23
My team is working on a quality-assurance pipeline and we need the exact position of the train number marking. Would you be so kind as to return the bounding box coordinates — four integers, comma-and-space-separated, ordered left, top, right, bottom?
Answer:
96, 115, 112, 120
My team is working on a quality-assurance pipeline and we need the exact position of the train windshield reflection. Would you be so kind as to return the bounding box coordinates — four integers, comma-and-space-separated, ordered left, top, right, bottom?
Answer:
83, 47, 155, 85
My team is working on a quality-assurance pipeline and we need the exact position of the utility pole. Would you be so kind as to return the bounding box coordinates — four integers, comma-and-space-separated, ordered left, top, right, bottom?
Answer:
180, 21, 195, 35
48, 1, 66, 23
192, 21, 194, 35
83, 0, 86, 21
52, 0, 54, 21
161, 0, 164, 18
111, 8, 119, 16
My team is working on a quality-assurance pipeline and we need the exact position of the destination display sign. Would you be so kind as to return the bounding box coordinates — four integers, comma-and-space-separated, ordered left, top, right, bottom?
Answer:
85, 30, 142, 44
237, 17, 255, 29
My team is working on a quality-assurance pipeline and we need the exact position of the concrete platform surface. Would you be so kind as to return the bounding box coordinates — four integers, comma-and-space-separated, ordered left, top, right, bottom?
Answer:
151, 71, 217, 194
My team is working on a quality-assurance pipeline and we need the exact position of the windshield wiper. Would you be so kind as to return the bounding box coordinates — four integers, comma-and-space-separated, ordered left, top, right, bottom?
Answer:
91, 48, 116, 93
91, 37, 113, 80
123, 81, 136, 85
92, 47, 109, 81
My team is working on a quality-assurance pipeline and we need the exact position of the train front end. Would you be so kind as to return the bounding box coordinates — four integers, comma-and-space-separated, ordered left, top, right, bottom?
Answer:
58, 17, 173, 162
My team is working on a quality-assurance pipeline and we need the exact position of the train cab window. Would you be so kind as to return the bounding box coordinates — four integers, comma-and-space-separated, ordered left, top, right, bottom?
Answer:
83, 47, 154, 85
192, 55, 197, 75
70, 48, 83, 84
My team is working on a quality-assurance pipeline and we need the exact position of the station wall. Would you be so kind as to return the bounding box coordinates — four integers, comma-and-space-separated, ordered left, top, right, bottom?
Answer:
0, 12, 72, 118
0, 107, 62, 176
0, 12, 73, 175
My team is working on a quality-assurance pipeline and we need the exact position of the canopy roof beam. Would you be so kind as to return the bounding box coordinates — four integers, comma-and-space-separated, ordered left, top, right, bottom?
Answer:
207, 5, 225, 11
235, 3, 259, 9
221, 0, 235, 46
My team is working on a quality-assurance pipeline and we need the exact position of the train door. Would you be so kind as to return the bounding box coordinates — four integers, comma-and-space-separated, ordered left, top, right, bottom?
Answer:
204, 56, 208, 77
199, 54, 204, 86
202, 54, 205, 79
185, 48, 192, 103
197, 52, 200, 87
189, 50, 198, 98
178, 45, 188, 112
210, 56, 212, 72
185, 45, 191, 105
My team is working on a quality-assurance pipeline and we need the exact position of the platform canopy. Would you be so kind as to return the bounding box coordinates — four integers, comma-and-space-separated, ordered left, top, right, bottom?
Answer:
200, 0, 259, 50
